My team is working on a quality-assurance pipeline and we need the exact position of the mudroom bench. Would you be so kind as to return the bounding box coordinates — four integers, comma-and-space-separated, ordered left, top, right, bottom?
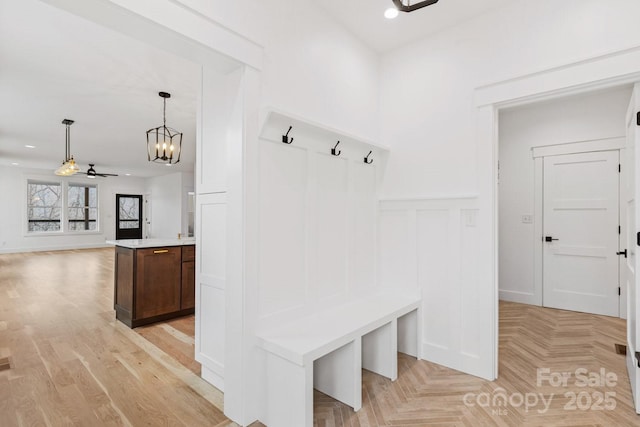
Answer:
255, 292, 421, 427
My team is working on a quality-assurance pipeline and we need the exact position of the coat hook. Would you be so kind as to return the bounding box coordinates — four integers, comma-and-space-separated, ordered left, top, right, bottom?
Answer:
331, 141, 342, 156
282, 126, 293, 144
364, 150, 373, 164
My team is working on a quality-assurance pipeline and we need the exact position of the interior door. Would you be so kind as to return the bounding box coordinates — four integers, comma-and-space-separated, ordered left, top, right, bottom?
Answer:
625, 86, 640, 413
542, 151, 620, 317
116, 194, 143, 240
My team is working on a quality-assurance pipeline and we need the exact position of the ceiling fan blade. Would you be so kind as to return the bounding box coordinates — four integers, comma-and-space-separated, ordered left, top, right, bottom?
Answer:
97, 173, 119, 177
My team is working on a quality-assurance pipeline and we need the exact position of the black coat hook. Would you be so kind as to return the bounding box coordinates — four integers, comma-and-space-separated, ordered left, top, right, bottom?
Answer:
331, 141, 341, 156
364, 150, 373, 164
282, 126, 293, 144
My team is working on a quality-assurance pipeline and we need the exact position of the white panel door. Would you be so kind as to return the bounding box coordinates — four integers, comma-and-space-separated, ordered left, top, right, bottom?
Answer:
625, 86, 640, 413
543, 151, 619, 317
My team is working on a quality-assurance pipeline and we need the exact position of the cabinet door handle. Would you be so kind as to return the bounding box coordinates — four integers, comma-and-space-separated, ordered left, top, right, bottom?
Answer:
153, 249, 169, 254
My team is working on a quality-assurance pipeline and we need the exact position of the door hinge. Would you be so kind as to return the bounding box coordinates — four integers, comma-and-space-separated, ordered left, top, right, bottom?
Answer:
637, 111, 640, 126
619, 287, 621, 296
619, 225, 621, 234
619, 164, 621, 173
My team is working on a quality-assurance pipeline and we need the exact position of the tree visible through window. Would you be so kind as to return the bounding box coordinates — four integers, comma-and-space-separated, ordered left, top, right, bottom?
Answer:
68, 184, 98, 231
119, 197, 140, 229
27, 181, 62, 232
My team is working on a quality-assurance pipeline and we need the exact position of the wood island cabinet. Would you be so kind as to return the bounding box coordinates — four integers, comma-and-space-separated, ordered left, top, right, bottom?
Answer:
114, 244, 195, 328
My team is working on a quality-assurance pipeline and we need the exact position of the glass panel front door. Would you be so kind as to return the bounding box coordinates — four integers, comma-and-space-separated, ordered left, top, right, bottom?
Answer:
115, 194, 142, 239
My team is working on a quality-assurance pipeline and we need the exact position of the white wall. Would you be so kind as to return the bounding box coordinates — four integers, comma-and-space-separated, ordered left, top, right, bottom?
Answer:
377, 0, 640, 380
499, 87, 631, 305
146, 171, 193, 238
380, 0, 640, 197
173, 0, 380, 142
0, 165, 146, 253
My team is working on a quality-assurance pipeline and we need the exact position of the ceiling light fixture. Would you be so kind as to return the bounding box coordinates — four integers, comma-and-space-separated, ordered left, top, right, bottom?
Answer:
25, 145, 35, 149
146, 91, 182, 165
384, 7, 399, 19
55, 119, 80, 176
391, 0, 439, 13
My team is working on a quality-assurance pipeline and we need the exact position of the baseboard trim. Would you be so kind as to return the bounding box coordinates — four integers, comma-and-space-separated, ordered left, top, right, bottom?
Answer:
0, 243, 111, 254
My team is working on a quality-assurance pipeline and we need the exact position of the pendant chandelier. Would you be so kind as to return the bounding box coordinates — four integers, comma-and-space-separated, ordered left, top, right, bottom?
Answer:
146, 91, 182, 165
392, 0, 439, 12
55, 119, 80, 176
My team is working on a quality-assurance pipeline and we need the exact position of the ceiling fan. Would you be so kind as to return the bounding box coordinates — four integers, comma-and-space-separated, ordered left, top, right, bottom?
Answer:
85, 164, 119, 179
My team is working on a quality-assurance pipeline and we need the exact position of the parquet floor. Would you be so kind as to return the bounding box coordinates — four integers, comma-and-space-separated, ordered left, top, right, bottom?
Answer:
2, 248, 640, 426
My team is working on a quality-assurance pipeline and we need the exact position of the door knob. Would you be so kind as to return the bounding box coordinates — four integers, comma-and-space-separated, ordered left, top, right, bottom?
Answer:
617, 249, 628, 258
545, 236, 559, 242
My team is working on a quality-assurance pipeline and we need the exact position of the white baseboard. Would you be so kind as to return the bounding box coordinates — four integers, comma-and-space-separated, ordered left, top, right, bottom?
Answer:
201, 365, 225, 392
499, 289, 540, 306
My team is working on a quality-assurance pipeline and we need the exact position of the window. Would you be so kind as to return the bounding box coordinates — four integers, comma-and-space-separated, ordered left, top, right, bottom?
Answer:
26, 179, 100, 234
68, 184, 98, 231
27, 181, 62, 232
118, 196, 140, 229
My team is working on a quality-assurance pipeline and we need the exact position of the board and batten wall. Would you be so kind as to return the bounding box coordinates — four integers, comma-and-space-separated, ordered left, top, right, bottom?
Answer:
499, 87, 631, 306
378, 196, 481, 373
251, 110, 387, 422
255, 112, 384, 331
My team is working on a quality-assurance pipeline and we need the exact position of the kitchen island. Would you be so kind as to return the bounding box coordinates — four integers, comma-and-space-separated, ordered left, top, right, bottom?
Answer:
106, 238, 196, 328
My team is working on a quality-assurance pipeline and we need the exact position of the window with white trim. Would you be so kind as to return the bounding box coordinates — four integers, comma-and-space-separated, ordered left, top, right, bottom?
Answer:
26, 179, 100, 234
67, 183, 98, 231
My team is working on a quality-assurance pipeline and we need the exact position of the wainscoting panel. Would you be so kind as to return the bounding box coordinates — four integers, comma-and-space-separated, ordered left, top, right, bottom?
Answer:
195, 192, 228, 390
378, 196, 481, 372
258, 142, 308, 317
315, 154, 349, 301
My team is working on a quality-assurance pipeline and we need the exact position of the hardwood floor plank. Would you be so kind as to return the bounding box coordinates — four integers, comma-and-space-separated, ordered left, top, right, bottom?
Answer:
0, 248, 226, 426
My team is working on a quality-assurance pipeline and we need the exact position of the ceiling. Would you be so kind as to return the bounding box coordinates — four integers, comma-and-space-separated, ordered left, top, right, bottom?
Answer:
316, 0, 516, 52
0, 0, 516, 178
0, 0, 203, 178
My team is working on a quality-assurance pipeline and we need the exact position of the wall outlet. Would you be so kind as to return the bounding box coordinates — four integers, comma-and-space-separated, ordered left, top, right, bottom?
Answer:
522, 215, 533, 224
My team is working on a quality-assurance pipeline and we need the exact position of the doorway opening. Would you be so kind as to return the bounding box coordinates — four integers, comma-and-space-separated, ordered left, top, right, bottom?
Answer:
497, 86, 632, 318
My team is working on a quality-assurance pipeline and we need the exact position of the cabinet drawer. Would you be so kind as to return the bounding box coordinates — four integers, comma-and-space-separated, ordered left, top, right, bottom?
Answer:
182, 245, 195, 262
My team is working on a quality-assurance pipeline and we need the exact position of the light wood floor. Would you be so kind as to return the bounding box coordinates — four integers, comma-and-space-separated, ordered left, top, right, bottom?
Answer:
2, 248, 639, 426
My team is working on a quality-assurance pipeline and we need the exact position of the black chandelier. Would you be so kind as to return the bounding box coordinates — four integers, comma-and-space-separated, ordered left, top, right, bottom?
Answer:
392, 0, 439, 13
146, 91, 182, 165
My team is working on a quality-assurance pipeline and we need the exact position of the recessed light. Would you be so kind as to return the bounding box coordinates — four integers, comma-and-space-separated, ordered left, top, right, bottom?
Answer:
11, 162, 19, 166
384, 7, 399, 19
165, 164, 172, 167
125, 173, 131, 176
24, 145, 35, 149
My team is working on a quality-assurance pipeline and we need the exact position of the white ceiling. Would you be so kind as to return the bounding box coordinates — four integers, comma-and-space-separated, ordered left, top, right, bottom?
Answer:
1, 0, 516, 179
0, 0, 203, 178
316, 0, 516, 52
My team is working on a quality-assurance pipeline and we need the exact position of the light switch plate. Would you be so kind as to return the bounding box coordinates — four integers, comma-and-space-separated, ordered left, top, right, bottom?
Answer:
522, 215, 533, 224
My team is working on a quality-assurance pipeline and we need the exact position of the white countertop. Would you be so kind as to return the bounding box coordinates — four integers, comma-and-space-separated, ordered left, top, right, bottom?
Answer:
105, 238, 196, 249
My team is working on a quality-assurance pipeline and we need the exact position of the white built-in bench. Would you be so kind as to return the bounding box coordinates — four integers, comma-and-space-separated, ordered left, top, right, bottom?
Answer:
256, 292, 421, 427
